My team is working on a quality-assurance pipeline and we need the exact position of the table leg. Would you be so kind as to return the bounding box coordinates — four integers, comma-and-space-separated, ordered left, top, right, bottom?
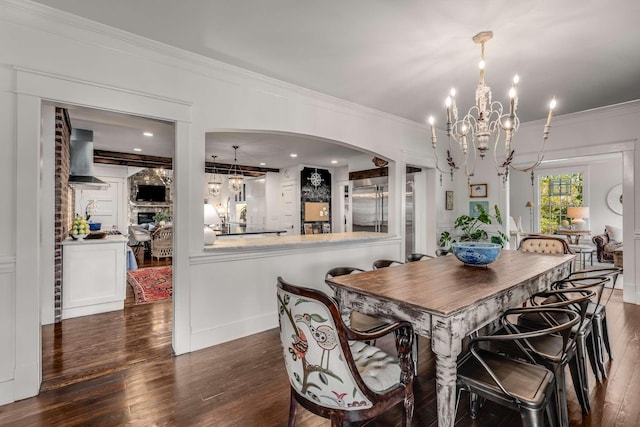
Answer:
431, 317, 464, 427
434, 353, 458, 427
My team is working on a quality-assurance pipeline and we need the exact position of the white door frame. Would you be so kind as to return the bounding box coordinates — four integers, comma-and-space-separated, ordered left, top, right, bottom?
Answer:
14, 68, 192, 400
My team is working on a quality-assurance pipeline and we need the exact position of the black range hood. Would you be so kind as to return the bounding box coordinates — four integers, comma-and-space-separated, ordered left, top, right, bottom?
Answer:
69, 129, 109, 190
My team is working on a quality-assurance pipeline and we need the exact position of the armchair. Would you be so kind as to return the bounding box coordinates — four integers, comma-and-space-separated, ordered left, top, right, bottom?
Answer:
592, 228, 623, 263
151, 225, 173, 260
277, 277, 414, 426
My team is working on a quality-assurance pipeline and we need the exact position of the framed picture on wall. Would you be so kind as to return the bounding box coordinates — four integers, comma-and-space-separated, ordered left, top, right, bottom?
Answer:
469, 183, 488, 198
445, 191, 454, 210
469, 201, 489, 218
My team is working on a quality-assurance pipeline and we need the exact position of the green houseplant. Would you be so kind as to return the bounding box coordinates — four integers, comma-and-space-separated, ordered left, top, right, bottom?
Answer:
153, 210, 170, 224
439, 204, 509, 251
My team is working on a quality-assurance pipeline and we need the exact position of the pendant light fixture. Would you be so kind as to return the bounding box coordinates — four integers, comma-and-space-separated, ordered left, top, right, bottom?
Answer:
228, 145, 244, 193
208, 155, 223, 197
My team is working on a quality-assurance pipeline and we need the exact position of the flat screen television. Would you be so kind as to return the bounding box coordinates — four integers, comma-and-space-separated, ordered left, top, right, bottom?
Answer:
136, 185, 166, 202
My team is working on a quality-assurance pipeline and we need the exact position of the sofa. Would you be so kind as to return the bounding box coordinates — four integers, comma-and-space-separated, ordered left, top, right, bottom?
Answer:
592, 225, 623, 263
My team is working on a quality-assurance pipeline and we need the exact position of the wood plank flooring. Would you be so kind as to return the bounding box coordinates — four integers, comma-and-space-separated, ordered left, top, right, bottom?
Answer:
0, 288, 636, 426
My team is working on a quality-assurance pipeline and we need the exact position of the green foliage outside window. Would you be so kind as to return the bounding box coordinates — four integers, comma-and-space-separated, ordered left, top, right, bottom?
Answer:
539, 173, 583, 234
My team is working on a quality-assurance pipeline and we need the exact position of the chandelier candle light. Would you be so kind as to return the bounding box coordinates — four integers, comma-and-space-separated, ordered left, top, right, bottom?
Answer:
429, 31, 557, 184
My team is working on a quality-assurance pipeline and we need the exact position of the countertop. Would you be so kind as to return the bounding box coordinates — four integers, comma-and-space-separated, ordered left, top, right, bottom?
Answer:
215, 224, 286, 236
62, 234, 128, 245
205, 231, 393, 250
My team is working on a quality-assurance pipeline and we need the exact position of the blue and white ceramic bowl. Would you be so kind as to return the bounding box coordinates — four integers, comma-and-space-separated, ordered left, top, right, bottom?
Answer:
451, 242, 502, 267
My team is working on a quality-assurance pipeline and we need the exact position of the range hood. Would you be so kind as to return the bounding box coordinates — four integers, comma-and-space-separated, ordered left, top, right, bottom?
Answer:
69, 129, 109, 190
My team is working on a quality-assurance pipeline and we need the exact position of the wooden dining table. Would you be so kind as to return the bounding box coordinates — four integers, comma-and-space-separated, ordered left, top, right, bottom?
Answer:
325, 250, 575, 427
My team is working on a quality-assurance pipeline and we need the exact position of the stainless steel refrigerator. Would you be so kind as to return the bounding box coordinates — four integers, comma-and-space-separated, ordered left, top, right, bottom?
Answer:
351, 176, 388, 233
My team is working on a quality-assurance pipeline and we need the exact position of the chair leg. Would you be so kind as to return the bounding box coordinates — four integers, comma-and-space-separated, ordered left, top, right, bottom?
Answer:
547, 387, 559, 427
569, 354, 590, 415
601, 314, 613, 360
520, 408, 547, 427
469, 392, 483, 419
288, 391, 297, 427
403, 387, 414, 427
592, 317, 608, 380
586, 333, 602, 382
554, 369, 569, 427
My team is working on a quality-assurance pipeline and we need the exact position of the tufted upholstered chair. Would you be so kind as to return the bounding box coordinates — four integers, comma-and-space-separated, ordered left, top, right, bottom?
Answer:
277, 276, 415, 427
518, 235, 573, 255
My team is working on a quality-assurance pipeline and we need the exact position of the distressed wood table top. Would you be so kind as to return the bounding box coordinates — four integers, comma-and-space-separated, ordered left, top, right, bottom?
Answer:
326, 249, 575, 427
326, 250, 574, 317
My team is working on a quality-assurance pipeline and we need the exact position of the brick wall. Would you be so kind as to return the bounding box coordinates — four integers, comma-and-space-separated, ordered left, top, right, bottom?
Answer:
54, 108, 73, 322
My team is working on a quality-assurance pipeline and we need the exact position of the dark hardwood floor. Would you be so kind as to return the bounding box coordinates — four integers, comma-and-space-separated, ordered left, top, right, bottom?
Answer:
0, 286, 636, 426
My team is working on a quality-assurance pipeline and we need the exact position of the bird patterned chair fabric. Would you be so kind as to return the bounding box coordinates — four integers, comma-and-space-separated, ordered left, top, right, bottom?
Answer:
276, 277, 414, 426
279, 289, 394, 409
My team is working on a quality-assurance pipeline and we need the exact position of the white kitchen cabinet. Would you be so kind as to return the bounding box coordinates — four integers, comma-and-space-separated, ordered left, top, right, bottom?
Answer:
62, 236, 127, 319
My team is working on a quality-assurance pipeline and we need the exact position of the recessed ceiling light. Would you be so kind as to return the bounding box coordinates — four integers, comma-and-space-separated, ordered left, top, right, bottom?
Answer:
133, 148, 142, 152
143, 132, 153, 137
260, 162, 266, 166
331, 160, 338, 164
290, 153, 298, 158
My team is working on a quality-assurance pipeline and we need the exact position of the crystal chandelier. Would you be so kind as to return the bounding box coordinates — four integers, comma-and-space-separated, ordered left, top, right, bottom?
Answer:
429, 31, 557, 184
228, 145, 244, 193
208, 155, 223, 196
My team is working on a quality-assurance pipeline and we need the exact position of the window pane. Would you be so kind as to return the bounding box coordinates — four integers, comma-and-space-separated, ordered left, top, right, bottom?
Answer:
539, 173, 583, 234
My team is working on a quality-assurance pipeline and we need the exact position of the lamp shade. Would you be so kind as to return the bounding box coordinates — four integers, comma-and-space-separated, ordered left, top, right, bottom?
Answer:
567, 206, 589, 220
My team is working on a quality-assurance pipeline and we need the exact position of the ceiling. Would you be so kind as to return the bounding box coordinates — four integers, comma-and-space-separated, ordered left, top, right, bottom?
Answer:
40, 0, 640, 168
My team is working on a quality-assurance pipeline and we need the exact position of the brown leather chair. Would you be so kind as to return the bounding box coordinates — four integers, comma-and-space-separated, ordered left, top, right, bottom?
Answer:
277, 277, 415, 426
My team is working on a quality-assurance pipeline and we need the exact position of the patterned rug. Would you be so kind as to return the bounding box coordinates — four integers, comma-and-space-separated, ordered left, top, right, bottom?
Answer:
127, 266, 172, 304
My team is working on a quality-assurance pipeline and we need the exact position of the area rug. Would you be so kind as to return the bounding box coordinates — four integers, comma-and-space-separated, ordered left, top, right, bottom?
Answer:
127, 266, 172, 304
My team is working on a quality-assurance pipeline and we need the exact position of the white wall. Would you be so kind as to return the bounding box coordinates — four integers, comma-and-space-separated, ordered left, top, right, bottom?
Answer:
0, 0, 427, 404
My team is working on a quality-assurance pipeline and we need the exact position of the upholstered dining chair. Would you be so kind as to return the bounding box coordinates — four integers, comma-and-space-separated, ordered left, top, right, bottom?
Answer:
325, 267, 388, 335
456, 307, 580, 427
406, 253, 434, 263
128, 225, 151, 257
277, 277, 415, 427
372, 259, 404, 270
519, 235, 573, 255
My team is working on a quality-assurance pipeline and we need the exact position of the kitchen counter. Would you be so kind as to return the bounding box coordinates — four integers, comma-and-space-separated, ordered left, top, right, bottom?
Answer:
61, 234, 128, 245
62, 233, 128, 319
215, 224, 286, 237
205, 231, 392, 250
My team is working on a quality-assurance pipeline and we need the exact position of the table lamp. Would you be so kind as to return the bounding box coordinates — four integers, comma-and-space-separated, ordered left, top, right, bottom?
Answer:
525, 201, 534, 232
567, 206, 589, 230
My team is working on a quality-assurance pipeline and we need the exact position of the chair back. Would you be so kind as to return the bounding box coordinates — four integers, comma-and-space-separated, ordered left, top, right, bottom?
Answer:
276, 277, 375, 410
406, 253, 434, 262
151, 225, 173, 259
372, 259, 404, 269
325, 266, 365, 279
519, 235, 573, 254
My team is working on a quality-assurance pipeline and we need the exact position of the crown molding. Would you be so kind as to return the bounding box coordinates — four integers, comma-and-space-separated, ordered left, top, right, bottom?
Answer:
1, 0, 427, 131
